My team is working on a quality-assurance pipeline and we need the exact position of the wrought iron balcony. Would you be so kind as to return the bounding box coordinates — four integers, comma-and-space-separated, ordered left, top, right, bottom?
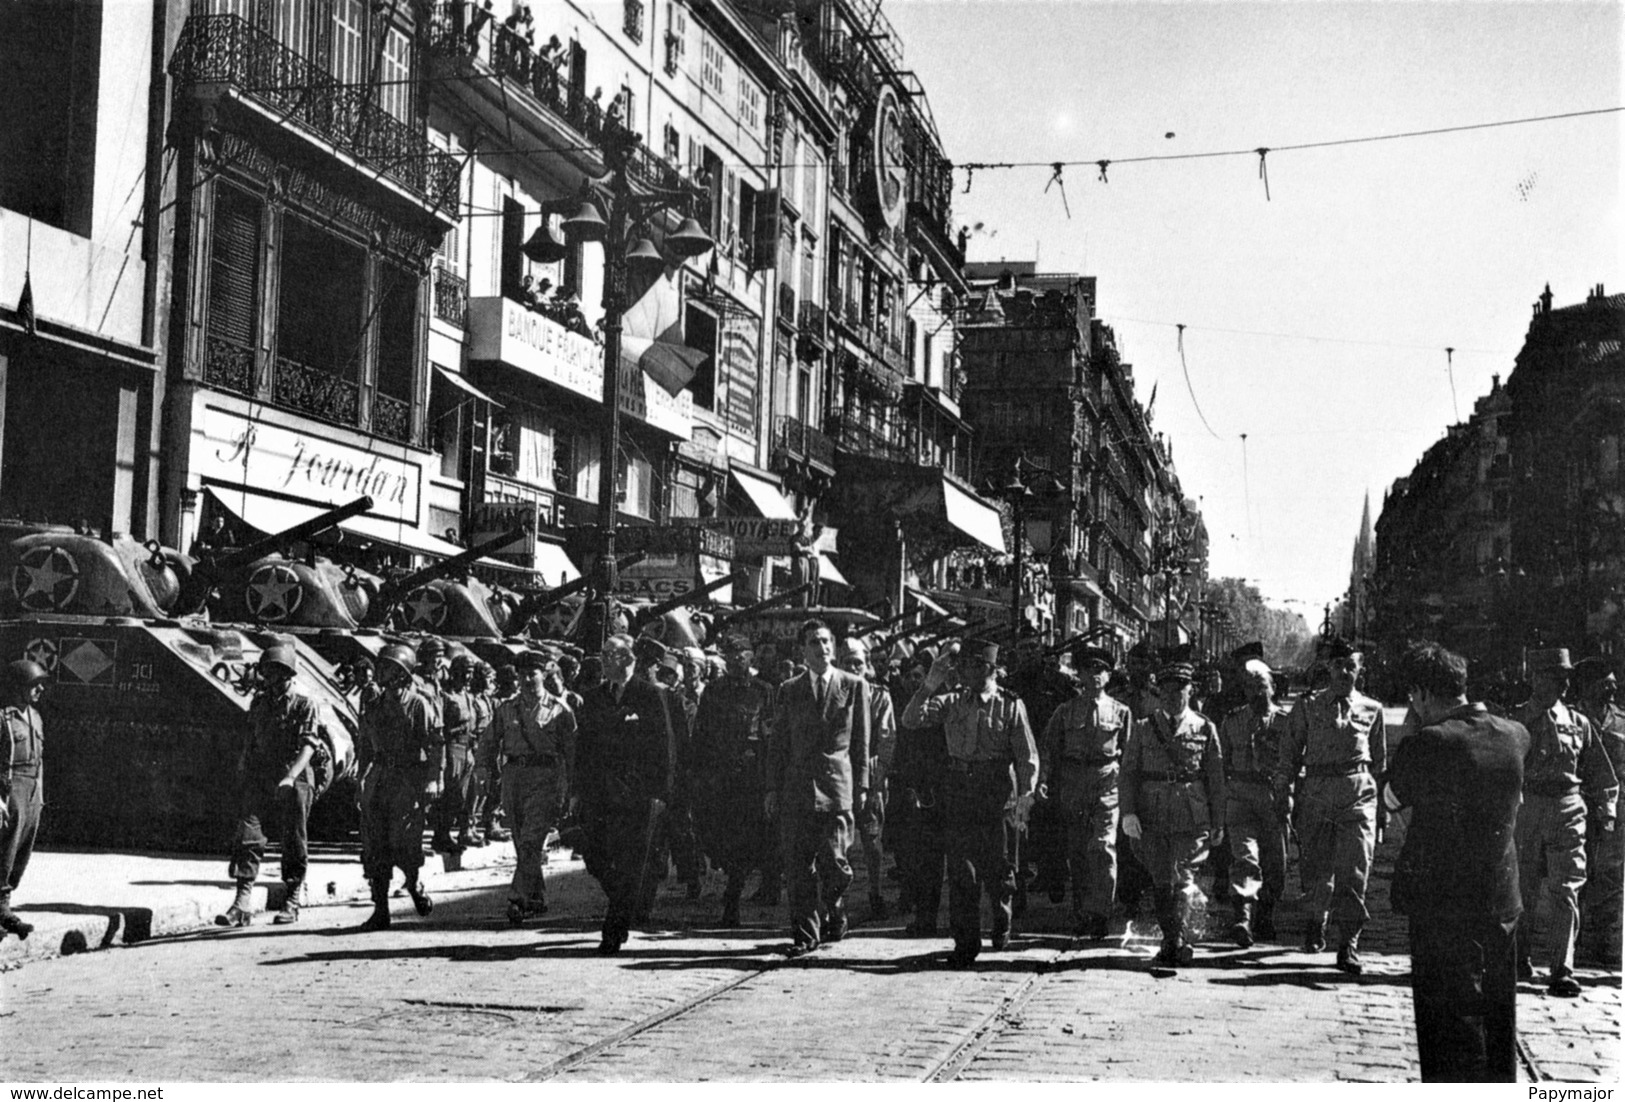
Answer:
798, 300, 826, 334
432, 266, 468, 328
773, 415, 837, 476
826, 410, 908, 463
170, 14, 462, 211
274, 356, 360, 427
204, 337, 255, 396
373, 392, 412, 443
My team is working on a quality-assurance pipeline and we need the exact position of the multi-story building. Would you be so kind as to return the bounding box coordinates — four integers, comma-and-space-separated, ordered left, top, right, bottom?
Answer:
1, 1, 170, 537
957, 263, 1205, 650
158, 0, 468, 568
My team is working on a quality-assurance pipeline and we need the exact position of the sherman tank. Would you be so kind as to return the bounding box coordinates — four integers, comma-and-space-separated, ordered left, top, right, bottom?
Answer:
0, 513, 362, 850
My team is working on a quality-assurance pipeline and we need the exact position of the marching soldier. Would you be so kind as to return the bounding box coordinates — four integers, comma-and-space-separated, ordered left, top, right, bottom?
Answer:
1120, 653, 1225, 968
1006, 636, 1076, 912
1275, 638, 1386, 974
217, 645, 324, 928
1575, 655, 1625, 969
356, 644, 441, 930
1513, 648, 1619, 996
902, 640, 1038, 968
1219, 657, 1289, 945
1038, 644, 1130, 939
688, 632, 777, 926
483, 650, 576, 925
478, 664, 520, 844
433, 654, 480, 853
839, 635, 897, 919
465, 660, 496, 847
575, 633, 682, 953
1112, 640, 1161, 924
0, 660, 49, 941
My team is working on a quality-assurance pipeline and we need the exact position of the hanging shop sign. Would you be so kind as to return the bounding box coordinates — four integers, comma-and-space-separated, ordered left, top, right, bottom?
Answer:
869, 85, 907, 232
721, 315, 760, 440
196, 406, 420, 523
677, 517, 803, 558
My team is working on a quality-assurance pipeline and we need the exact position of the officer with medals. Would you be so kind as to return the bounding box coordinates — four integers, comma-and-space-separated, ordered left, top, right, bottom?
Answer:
1120, 649, 1225, 968
902, 639, 1038, 967
1037, 645, 1131, 939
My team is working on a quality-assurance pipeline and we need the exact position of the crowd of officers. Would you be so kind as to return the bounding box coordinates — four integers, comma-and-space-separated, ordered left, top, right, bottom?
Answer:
153, 621, 1602, 983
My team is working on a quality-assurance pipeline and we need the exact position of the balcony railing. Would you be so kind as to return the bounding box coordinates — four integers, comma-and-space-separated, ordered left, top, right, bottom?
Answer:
826, 410, 908, 463
274, 356, 360, 427
432, 266, 468, 328
373, 392, 412, 443
774, 415, 836, 474
170, 15, 462, 210
204, 336, 255, 396
798, 300, 826, 334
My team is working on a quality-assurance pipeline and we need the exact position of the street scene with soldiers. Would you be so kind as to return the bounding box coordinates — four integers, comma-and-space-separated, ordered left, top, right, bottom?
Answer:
0, 0, 1620, 1088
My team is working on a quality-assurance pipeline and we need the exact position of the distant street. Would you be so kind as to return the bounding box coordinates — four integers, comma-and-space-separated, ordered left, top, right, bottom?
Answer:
1, 837, 1616, 1083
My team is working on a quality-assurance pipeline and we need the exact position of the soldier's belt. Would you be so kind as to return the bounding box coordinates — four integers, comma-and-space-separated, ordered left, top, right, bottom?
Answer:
505, 752, 561, 768
6, 764, 41, 778
1227, 770, 1270, 784
1526, 779, 1580, 798
1062, 755, 1118, 768
1305, 761, 1369, 778
945, 759, 1010, 775
1136, 770, 1193, 784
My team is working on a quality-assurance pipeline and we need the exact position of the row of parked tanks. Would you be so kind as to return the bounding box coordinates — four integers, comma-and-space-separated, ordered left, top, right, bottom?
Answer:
3, 497, 606, 851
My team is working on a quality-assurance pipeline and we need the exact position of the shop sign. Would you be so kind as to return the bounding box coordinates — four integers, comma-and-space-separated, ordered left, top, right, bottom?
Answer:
678, 517, 802, 558
720, 316, 760, 440
868, 85, 907, 232
470, 499, 538, 563
468, 297, 692, 439
197, 406, 420, 523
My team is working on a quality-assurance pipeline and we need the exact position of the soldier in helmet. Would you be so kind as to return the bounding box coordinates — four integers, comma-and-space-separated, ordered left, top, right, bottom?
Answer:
217, 644, 325, 927
356, 643, 442, 930
465, 660, 496, 847
433, 653, 480, 853
482, 650, 576, 924
0, 659, 49, 941
478, 663, 520, 843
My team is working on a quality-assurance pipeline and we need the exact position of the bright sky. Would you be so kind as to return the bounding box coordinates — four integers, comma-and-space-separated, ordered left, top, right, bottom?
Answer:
885, 0, 1622, 621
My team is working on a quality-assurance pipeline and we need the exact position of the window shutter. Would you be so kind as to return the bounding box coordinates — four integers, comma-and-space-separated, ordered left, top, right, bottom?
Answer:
208, 185, 262, 348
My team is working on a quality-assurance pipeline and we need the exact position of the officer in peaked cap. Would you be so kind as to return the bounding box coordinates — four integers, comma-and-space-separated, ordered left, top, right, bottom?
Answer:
902, 638, 1038, 966
1574, 655, 1625, 968
1276, 636, 1386, 974
1038, 645, 1133, 939
1120, 649, 1225, 967
1513, 647, 1619, 995
0, 660, 48, 941
217, 644, 324, 928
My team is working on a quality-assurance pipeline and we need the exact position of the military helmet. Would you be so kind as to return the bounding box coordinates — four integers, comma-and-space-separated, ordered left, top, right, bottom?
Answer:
5, 659, 49, 689
377, 643, 418, 678
449, 654, 474, 674
417, 637, 447, 661
258, 644, 298, 677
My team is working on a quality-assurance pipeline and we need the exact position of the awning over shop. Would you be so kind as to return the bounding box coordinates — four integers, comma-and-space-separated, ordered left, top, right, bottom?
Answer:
908, 586, 950, 617
942, 479, 1006, 554
206, 487, 488, 562
731, 466, 798, 520
1067, 576, 1104, 599
533, 540, 581, 586
434, 365, 503, 407
817, 552, 849, 587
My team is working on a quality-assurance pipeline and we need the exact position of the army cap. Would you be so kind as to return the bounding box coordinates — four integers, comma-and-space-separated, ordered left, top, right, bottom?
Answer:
1157, 643, 1196, 684
513, 650, 552, 672
959, 639, 1000, 666
1324, 638, 1359, 662
1528, 647, 1574, 673
1575, 655, 1616, 689
1231, 640, 1265, 663
1072, 645, 1115, 673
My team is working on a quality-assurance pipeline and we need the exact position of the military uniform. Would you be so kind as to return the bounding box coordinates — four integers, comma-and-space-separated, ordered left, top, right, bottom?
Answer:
433, 682, 480, 851
576, 676, 681, 950
360, 681, 440, 885
1580, 700, 1625, 967
465, 682, 495, 844
1006, 663, 1076, 908
1113, 677, 1163, 918
1276, 687, 1387, 954
0, 701, 44, 928
854, 680, 897, 915
903, 683, 1038, 962
888, 693, 951, 933
1513, 698, 1619, 982
1219, 700, 1289, 939
483, 686, 576, 919
688, 671, 777, 923
229, 683, 323, 897
1039, 691, 1132, 934
1121, 707, 1225, 960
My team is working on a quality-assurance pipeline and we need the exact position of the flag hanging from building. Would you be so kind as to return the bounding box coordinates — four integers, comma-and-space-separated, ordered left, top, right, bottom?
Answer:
17, 271, 37, 336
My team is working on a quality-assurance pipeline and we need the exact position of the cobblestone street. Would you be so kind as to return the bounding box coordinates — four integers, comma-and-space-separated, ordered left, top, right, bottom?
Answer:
1, 835, 1616, 1083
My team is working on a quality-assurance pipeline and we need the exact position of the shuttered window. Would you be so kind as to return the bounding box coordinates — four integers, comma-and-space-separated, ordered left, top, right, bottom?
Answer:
207, 184, 261, 348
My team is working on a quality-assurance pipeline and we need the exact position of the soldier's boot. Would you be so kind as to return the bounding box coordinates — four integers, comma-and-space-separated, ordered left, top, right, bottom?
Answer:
405, 875, 433, 917
1256, 893, 1278, 940
358, 879, 392, 932
720, 883, 742, 928
1302, 916, 1327, 954
214, 879, 255, 928
0, 896, 33, 940
486, 825, 512, 843
1229, 900, 1255, 949
272, 880, 302, 925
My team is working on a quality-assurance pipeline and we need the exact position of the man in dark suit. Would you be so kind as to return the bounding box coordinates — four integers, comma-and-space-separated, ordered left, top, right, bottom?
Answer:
1383, 641, 1528, 1082
574, 632, 682, 954
766, 618, 871, 957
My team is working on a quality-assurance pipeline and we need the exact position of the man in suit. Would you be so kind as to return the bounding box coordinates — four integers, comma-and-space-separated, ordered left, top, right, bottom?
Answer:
575, 632, 682, 954
766, 618, 871, 958
1383, 641, 1528, 1082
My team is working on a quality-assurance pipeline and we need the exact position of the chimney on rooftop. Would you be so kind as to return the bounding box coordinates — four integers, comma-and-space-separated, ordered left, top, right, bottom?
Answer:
1540, 283, 1554, 315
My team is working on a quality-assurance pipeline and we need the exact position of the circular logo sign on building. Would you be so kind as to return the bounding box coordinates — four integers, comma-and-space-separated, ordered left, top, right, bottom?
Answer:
869, 85, 907, 232
13, 546, 81, 612
246, 563, 304, 623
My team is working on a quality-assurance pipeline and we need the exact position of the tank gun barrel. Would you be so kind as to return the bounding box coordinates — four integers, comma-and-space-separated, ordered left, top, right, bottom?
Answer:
362, 525, 528, 627
709, 581, 816, 631
630, 570, 747, 632
178, 496, 375, 615
849, 607, 919, 638
874, 611, 958, 651
1045, 624, 1115, 656
509, 552, 648, 633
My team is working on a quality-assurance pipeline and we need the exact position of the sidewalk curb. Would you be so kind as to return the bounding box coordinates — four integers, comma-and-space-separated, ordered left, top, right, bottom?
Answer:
0, 843, 522, 972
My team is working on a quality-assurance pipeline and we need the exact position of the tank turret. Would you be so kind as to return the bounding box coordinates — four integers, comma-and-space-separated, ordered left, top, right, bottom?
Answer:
213, 554, 384, 630
0, 525, 194, 618
176, 496, 375, 617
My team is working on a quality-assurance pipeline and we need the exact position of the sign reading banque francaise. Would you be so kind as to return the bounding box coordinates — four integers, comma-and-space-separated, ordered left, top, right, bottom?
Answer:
196, 406, 421, 523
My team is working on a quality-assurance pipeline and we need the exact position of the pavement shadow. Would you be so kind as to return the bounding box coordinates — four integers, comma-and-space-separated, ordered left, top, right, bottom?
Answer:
258, 938, 781, 968
20, 903, 156, 946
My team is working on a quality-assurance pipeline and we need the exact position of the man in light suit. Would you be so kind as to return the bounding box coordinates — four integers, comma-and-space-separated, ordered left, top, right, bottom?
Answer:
766, 618, 872, 957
